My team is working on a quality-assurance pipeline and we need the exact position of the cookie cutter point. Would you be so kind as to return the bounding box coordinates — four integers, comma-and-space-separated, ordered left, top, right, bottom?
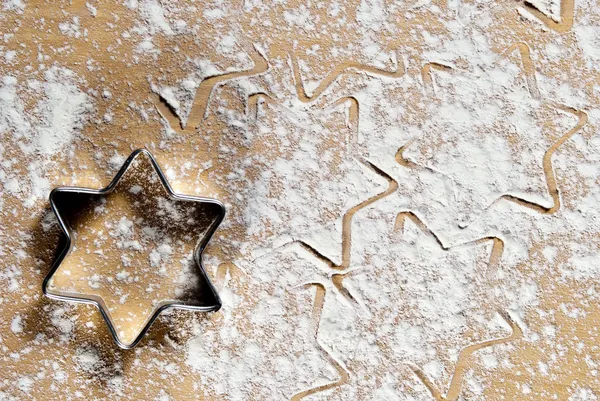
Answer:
43, 148, 225, 349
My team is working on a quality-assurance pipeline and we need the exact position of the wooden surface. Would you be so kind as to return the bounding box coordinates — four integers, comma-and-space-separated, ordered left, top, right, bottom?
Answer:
1, 0, 599, 399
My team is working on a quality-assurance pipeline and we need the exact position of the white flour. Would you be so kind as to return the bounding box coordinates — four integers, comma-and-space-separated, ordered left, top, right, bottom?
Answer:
0, 66, 92, 207
1, 0, 599, 399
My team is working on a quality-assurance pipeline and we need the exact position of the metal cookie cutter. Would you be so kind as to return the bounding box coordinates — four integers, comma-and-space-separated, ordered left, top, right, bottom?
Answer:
43, 149, 224, 349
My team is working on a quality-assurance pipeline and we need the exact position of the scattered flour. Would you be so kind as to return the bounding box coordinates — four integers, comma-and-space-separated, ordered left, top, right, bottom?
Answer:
1, 0, 599, 400
2, 0, 24, 13
0, 66, 92, 206
10, 313, 23, 334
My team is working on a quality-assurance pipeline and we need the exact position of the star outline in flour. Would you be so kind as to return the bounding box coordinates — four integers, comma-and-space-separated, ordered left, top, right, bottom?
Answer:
242, 49, 528, 399
405, 42, 588, 227
43, 148, 225, 349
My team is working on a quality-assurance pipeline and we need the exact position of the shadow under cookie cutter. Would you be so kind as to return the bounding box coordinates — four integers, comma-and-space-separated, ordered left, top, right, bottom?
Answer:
42, 148, 224, 349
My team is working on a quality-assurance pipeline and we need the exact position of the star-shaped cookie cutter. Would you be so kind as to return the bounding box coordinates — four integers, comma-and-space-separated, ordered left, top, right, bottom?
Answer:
42, 149, 225, 349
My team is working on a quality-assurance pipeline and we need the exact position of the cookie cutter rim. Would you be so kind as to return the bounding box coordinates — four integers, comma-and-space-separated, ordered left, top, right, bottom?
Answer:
42, 148, 224, 349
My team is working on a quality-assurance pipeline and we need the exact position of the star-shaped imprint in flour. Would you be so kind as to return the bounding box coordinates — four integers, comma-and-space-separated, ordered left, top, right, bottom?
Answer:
402, 43, 586, 228
307, 207, 519, 400
44, 150, 224, 348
